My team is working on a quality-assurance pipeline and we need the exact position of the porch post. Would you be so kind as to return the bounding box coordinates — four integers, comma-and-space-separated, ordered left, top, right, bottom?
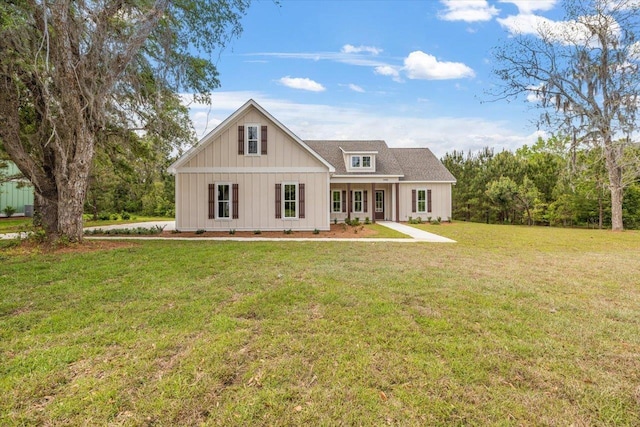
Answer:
395, 183, 400, 222
371, 182, 376, 223
347, 183, 351, 221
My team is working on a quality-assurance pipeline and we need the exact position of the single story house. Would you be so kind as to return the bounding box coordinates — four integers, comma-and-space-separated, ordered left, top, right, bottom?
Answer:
168, 99, 456, 231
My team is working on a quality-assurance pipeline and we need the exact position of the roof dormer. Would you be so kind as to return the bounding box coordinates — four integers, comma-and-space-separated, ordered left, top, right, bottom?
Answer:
341, 147, 377, 173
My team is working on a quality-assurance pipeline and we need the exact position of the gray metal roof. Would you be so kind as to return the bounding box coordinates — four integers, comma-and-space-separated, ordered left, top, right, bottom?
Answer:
305, 140, 456, 182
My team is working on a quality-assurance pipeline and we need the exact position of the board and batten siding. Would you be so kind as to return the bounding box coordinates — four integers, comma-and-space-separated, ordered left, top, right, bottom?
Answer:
174, 105, 331, 231
398, 182, 452, 221
175, 172, 328, 231
183, 108, 322, 170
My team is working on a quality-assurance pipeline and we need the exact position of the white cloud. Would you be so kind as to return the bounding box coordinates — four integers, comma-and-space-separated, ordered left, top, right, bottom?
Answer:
498, 13, 621, 46
499, 0, 557, 14
438, 0, 500, 22
403, 51, 475, 80
374, 65, 400, 77
348, 84, 365, 93
497, 13, 555, 36
278, 76, 326, 92
184, 92, 540, 157
526, 84, 544, 103
341, 44, 382, 55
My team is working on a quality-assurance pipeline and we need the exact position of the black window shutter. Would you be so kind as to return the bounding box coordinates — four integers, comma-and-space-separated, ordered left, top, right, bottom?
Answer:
342, 190, 346, 212
427, 189, 432, 213
412, 189, 417, 212
275, 183, 282, 219
238, 126, 244, 155
364, 190, 368, 213
208, 183, 215, 219
232, 184, 239, 219
261, 125, 268, 155
299, 183, 305, 219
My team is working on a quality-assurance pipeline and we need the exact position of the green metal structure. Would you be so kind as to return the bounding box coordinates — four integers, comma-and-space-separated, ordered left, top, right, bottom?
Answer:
1, 162, 34, 216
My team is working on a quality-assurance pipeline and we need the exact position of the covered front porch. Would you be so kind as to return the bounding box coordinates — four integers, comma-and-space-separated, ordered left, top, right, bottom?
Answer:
328, 180, 401, 223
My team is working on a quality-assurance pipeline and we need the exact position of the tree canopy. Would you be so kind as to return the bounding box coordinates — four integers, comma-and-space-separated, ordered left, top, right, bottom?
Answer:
0, 0, 249, 241
492, 0, 640, 230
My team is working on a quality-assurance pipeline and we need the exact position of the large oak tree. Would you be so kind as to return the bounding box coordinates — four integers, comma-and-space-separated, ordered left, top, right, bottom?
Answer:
0, 0, 249, 241
493, 0, 640, 230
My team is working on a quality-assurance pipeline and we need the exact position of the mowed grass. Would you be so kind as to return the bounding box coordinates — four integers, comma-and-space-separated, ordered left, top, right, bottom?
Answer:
1, 223, 639, 425
0, 216, 173, 234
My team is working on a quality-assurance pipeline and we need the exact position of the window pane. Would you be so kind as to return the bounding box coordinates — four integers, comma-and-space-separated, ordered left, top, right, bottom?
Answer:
352, 156, 360, 167
248, 140, 258, 154
217, 184, 230, 218
332, 191, 341, 212
247, 125, 258, 154
218, 185, 229, 201
284, 184, 297, 218
418, 190, 426, 212
248, 126, 258, 140
363, 156, 371, 167
354, 190, 363, 212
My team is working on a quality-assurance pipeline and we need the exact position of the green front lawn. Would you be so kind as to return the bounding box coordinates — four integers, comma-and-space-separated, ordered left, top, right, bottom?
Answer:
1, 223, 639, 425
0, 216, 173, 234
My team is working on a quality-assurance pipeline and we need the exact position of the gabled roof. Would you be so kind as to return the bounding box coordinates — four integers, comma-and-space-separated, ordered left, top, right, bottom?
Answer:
391, 148, 457, 182
305, 140, 404, 176
306, 140, 456, 183
168, 99, 335, 173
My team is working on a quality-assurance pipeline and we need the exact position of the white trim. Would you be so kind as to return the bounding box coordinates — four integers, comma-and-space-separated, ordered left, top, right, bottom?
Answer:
346, 154, 376, 173
176, 167, 329, 174
282, 181, 299, 220
331, 189, 342, 213
168, 99, 335, 174
352, 189, 364, 214
215, 182, 232, 220
340, 147, 379, 155
245, 123, 261, 156
400, 180, 457, 184
331, 176, 402, 184
416, 187, 428, 214
332, 174, 403, 178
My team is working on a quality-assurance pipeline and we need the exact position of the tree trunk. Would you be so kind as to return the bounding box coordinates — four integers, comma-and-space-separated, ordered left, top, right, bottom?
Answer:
598, 192, 603, 230
604, 140, 624, 231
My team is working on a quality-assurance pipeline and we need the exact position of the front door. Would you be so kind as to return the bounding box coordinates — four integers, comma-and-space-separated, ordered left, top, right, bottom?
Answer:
374, 190, 385, 220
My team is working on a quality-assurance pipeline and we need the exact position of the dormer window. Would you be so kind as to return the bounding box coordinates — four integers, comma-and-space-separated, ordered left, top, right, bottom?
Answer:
349, 154, 374, 171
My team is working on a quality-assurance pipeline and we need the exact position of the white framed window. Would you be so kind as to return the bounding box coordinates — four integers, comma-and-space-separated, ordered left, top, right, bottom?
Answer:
353, 190, 364, 213
332, 190, 342, 213
417, 189, 427, 213
283, 182, 298, 219
216, 183, 231, 219
348, 154, 374, 171
246, 124, 259, 155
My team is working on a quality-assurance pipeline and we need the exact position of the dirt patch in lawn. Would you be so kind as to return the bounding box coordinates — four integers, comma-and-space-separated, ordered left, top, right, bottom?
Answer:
5, 239, 139, 255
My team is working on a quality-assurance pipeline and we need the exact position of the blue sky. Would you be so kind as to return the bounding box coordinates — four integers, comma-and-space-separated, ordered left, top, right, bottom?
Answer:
186, 0, 563, 157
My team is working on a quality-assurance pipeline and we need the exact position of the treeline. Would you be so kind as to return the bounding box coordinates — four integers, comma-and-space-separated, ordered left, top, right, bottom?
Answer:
442, 137, 640, 229
84, 133, 181, 219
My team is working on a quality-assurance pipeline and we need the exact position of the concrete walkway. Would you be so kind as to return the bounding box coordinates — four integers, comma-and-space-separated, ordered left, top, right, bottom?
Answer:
377, 221, 456, 243
2, 220, 456, 243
